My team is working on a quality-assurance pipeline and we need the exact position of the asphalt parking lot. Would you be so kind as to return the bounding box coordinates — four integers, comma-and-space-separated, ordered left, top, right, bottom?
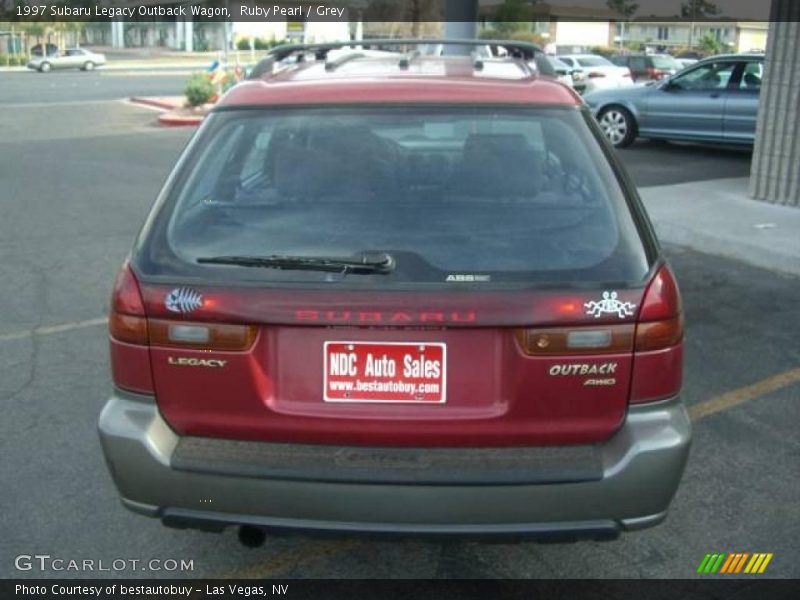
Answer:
0, 71, 797, 579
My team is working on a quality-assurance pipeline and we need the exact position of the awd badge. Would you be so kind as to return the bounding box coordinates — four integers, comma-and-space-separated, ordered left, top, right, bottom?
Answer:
165, 287, 203, 314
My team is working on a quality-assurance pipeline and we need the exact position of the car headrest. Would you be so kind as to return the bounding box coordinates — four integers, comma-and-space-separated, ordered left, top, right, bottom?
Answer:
450, 134, 540, 196
271, 126, 394, 198
743, 72, 760, 87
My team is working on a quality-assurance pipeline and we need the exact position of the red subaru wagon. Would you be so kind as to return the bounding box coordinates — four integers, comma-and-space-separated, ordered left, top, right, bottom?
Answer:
99, 40, 690, 542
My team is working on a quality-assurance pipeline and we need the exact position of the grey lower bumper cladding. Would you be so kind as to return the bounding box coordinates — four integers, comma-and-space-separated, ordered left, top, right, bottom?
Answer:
98, 390, 691, 536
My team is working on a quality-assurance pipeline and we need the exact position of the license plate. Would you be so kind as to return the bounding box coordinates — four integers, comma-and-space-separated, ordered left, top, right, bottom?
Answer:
323, 342, 446, 404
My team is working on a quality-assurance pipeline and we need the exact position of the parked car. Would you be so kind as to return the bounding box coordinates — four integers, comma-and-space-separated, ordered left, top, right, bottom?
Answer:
675, 57, 698, 69
557, 54, 632, 93
547, 56, 576, 87
29, 43, 58, 57
610, 53, 683, 82
27, 47, 106, 72
585, 53, 764, 147
675, 50, 703, 60
99, 39, 689, 542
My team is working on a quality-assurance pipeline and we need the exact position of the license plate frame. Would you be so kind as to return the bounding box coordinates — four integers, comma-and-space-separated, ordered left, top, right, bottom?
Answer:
323, 341, 447, 404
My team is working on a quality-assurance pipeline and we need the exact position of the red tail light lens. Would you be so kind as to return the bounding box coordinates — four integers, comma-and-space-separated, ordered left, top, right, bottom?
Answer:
588, 71, 606, 78
635, 316, 684, 352
108, 262, 153, 394
635, 264, 683, 351
631, 264, 684, 403
109, 262, 148, 345
638, 264, 682, 322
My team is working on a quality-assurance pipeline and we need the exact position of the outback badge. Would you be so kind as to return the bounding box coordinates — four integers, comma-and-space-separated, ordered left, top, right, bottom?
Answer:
584, 291, 636, 319
165, 287, 203, 314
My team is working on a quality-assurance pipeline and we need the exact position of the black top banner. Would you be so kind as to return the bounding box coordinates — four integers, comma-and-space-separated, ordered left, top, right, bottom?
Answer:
0, 0, 784, 23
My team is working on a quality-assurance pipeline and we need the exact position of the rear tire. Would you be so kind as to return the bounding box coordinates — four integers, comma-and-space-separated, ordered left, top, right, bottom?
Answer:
598, 106, 637, 148
82, 61, 95, 71
39, 62, 52, 73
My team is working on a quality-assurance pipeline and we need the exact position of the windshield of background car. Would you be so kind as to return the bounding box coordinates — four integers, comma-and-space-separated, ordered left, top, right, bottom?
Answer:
652, 55, 681, 70
576, 56, 613, 67
155, 106, 650, 286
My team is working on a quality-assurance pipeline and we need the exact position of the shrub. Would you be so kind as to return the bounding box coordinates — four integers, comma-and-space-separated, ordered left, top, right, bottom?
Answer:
589, 46, 616, 57
184, 73, 215, 107
235, 37, 287, 51
507, 30, 547, 47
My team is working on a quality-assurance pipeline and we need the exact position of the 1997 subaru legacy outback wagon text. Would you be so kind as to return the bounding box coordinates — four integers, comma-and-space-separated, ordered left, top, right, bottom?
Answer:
99, 40, 690, 542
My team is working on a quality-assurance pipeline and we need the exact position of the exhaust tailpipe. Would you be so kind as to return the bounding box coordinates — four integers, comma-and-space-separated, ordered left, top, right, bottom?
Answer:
238, 525, 267, 548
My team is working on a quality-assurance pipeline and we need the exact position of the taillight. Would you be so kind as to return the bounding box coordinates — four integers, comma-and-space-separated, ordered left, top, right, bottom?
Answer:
631, 265, 684, 403
637, 264, 682, 323
109, 262, 148, 345
108, 263, 258, 394
149, 320, 257, 351
109, 262, 152, 394
587, 71, 606, 78
646, 67, 666, 79
635, 316, 683, 352
516, 324, 634, 355
109, 264, 257, 351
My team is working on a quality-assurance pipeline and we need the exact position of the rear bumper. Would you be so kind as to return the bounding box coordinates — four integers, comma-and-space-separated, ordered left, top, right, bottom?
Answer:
98, 390, 691, 538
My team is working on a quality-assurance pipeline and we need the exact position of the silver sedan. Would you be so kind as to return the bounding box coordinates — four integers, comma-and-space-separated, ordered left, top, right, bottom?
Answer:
584, 54, 763, 148
28, 48, 107, 73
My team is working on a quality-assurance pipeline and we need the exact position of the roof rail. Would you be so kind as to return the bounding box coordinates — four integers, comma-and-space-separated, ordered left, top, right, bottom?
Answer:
248, 38, 553, 80
398, 49, 421, 70
324, 51, 366, 71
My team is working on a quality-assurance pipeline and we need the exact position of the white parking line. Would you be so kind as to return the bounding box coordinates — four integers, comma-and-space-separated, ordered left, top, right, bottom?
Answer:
120, 98, 167, 112
0, 99, 119, 108
0, 317, 107, 343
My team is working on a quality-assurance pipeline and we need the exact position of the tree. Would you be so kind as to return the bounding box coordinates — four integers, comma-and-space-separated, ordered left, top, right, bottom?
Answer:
492, 0, 535, 35
697, 32, 722, 55
607, 1, 638, 49
606, 0, 639, 19
681, 0, 720, 18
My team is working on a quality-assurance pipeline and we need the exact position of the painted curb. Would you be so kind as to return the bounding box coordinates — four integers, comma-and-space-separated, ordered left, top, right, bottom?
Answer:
129, 96, 181, 111
158, 113, 204, 127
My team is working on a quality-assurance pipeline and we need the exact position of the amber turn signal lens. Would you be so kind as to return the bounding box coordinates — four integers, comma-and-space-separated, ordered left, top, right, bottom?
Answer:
516, 324, 634, 355
109, 312, 148, 345
148, 319, 258, 351
635, 316, 684, 352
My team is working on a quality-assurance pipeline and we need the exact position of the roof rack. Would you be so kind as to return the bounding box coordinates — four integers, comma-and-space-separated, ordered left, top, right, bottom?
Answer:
324, 51, 366, 72
248, 38, 554, 80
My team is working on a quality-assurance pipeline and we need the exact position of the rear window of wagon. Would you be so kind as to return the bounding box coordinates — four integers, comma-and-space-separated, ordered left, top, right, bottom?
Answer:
150, 106, 650, 286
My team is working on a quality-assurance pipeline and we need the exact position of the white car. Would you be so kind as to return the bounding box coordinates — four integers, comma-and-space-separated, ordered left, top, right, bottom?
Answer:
557, 54, 633, 93
27, 47, 106, 73
548, 56, 576, 88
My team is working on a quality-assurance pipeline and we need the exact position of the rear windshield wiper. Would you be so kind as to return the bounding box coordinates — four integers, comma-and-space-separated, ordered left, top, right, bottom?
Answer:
196, 253, 395, 275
